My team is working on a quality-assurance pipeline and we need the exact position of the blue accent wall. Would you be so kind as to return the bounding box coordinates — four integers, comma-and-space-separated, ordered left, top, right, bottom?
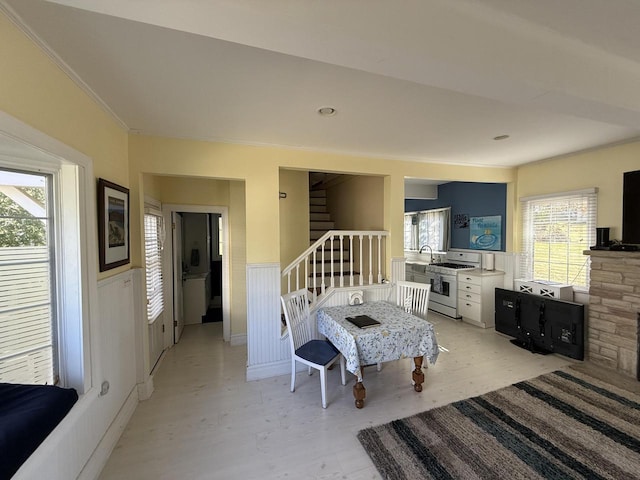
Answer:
405, 182, 507, 251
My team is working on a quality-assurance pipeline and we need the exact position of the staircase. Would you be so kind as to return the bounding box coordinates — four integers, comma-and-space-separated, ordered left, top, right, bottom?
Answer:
309, 189, 353, 287
281, 178, 389, 304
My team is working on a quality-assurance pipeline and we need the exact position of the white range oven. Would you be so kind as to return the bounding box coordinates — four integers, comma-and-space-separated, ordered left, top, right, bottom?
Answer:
424, 250, 481, 318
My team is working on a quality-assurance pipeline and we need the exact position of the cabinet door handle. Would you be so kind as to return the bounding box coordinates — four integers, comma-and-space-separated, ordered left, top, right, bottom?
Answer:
466, 294, 471, 298
466, 286, 471, 289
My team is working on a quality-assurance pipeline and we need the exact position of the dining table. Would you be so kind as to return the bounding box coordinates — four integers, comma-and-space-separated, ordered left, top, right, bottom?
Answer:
317, 300, 439, 408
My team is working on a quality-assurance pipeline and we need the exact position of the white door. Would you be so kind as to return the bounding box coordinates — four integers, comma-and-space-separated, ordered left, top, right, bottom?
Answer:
172, 212, 185, 343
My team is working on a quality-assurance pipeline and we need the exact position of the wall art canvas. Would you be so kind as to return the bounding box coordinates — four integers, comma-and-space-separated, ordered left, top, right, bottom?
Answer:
469, 215, 501, 250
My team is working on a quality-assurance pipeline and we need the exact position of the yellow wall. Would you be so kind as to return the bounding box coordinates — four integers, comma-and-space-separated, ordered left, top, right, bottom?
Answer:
0, 13, 129, 279
142, 175, 247, 336
129, 134, 517, 265
327, 175, 385, 230
279, 169, 310, 291
229, 182, 247, 334
516, 142, 640, 247
142, 173, 163, 201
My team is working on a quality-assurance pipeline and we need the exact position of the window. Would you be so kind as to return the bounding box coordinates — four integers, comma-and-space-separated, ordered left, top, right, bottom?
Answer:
0, 170, 56, 384
0, 115, 95, 393
144, 207, 165, 322
520, 189, 597, 288
404, 207, 451, 252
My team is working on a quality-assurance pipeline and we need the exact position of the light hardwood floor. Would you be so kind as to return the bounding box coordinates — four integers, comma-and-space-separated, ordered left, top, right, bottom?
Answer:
98, 312, 574, 480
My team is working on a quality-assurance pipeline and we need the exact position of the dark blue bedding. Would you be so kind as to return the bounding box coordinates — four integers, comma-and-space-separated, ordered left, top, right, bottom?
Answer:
0, 383, 78, 480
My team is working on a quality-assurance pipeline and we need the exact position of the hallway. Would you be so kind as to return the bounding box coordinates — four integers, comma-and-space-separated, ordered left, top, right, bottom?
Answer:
99, 313, 573, 479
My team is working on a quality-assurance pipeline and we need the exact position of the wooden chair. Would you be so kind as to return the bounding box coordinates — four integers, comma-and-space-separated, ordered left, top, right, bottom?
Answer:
280, 289, 346, 408
395, 280, 431, 319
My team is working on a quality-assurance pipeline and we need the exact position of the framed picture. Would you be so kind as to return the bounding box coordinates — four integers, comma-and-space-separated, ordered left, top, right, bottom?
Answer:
469, 215, 502, 251
97, 178, 130, 271
454, 213, 469, 229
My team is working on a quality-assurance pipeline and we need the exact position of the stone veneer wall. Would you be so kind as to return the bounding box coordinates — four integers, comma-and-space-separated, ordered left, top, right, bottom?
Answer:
586, 250, 640, 379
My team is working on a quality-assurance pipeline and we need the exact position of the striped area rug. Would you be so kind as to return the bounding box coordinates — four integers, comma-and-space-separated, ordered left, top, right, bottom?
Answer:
357, 369, 640, 479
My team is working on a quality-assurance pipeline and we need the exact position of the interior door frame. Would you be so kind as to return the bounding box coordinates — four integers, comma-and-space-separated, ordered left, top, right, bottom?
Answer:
162, 204, 230, 345
171, 211, 184, 344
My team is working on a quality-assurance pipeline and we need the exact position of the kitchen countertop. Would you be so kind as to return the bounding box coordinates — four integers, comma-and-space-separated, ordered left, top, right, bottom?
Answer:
461, 268, 505, 277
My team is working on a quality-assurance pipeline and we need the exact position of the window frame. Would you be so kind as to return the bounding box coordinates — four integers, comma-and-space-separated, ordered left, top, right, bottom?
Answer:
404, 207, 451, 252
0, 111, 98, 394
519, 188, 597, 290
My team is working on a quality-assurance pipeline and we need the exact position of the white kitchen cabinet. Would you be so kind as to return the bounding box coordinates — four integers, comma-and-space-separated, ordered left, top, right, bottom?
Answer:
183, 272, 211, 324
457, 269, 505, 328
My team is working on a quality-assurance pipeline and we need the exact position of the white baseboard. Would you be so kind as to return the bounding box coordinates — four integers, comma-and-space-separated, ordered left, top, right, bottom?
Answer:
77, 387, 139, 480
136, 374, 154, 401
246, 359, 290, 381
230, 333, 247, 346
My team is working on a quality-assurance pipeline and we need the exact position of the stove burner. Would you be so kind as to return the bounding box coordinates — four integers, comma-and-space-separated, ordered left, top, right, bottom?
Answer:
430, 262, 475, 269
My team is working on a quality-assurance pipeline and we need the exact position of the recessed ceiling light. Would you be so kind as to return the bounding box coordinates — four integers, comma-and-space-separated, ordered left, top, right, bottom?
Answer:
493, 134, 510, 141
318, 107, 337, 116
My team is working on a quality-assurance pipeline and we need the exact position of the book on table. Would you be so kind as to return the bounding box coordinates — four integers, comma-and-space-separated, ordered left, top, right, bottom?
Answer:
346, 315, 380, 329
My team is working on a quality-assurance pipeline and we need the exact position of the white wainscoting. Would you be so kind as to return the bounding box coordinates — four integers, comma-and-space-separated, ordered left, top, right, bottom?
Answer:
246, 263, 286, 381
14, 269, 142, 480
246, 265, 393, 382
391, 256, 406, 283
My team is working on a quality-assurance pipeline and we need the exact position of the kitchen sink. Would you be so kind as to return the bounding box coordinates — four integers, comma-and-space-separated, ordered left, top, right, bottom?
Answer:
406, 262, 427, 274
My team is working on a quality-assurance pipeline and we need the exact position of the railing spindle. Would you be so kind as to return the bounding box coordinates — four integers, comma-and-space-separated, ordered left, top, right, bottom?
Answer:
340, 235, 344, 287
349, 235, 354, 286
312, 249, 317, 302
377, 234, 382, 283
321, 243, 326, 294
330, 236, 335, 288
368, 234, 373, 285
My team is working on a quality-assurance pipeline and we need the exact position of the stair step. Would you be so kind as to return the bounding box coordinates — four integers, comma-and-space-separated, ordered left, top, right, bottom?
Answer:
309, 259, 351, 267
312, 238, 349, 247
309, 190, 326, 198
310, 221, 334, 230
310, 230, 329, 240
310, 205, 328, 213
310, 212, 331, 221
310, 197, 327, 206
308, 271, 360, 278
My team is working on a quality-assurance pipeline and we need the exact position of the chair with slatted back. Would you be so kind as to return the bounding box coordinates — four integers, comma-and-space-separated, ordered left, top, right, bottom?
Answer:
395, 280, 431, 320
280, 289, 346, 408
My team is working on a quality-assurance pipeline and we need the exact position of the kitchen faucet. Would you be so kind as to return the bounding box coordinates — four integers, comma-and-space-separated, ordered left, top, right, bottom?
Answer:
419, 244, 434, 263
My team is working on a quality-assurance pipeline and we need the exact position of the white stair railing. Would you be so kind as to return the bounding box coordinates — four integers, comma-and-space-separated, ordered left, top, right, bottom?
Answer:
282, 230, 389, 302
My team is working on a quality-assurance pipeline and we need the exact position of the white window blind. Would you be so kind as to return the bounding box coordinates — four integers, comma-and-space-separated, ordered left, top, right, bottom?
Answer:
520, 189, 597, 288
144, 208, 165, 322
0, 170, 56, 385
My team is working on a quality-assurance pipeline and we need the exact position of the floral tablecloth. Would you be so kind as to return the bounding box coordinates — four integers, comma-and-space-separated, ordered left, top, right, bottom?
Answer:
317, 301, 439, 381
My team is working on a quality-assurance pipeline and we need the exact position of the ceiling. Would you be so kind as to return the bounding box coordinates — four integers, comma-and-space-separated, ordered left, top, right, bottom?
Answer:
3, 0, 640, 168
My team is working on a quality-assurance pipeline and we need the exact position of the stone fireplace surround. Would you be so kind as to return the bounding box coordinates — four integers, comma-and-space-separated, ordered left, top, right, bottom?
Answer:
585, 250, 640, 380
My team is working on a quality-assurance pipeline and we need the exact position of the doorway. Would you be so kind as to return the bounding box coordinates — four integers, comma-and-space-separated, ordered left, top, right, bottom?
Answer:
162, 204, 230, 347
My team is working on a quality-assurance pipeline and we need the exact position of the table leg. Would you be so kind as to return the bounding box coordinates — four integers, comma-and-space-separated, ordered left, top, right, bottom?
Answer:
353, 374, 366, 408
412, 356, 425, 392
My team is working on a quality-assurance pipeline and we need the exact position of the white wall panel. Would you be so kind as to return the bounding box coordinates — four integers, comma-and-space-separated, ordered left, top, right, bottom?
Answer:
14, 269, 140, 480
246, 263, 282, 369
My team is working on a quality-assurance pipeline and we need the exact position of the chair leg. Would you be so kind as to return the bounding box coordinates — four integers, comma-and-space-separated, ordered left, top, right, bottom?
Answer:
377, 362, 382, 372
320, 366, 328, 408
340, 355, 346, 386
291, 358, 296, 392
308, 366, 313, 376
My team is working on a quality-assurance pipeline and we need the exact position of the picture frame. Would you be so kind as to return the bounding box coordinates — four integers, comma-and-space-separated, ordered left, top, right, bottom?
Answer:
469, 215, 502, 251
97, 178, 130, 271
